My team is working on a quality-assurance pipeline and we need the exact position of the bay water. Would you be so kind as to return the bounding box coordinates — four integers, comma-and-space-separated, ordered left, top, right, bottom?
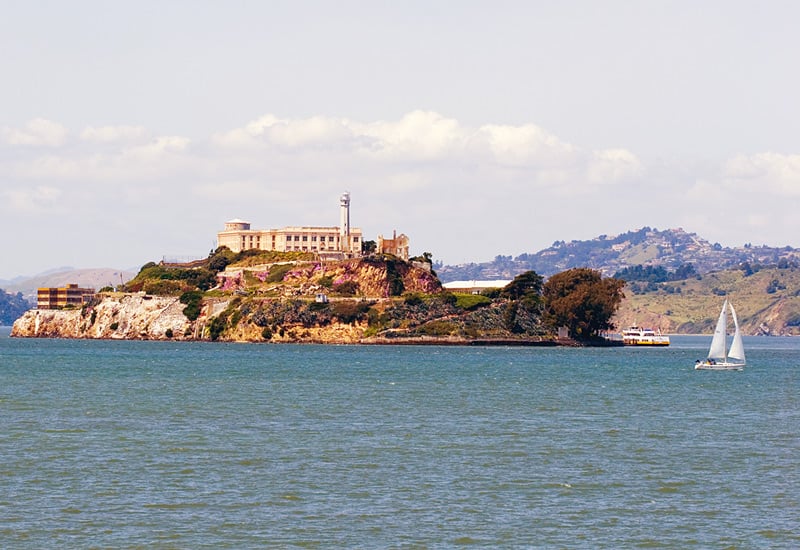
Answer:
1, 327, 798, 548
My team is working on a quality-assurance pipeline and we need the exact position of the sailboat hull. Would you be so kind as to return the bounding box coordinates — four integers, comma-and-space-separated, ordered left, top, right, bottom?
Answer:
694, 360, 744, 371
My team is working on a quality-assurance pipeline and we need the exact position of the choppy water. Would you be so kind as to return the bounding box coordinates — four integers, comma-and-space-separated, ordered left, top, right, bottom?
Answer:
1, 327, 798, 548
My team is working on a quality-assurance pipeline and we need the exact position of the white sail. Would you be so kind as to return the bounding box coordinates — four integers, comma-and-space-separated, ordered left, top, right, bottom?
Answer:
727, 302, 746, 363
707, 299, 728, 360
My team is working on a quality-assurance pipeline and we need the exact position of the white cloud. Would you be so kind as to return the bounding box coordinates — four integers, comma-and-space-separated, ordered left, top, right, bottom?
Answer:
358, 110, 465, 159
2, 118, 67, 146
723, 152, 800, 197
80, 125, 148, 143
476, 123, 577, 167
587, 148, 644, 185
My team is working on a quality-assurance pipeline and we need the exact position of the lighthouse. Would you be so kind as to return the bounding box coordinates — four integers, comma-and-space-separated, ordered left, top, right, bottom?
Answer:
339, 191, 351, 253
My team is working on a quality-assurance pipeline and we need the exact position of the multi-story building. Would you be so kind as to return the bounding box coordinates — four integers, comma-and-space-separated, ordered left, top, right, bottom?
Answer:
217, 192, 364, 258
217, 191, 412, 261
37, 284, 95, 309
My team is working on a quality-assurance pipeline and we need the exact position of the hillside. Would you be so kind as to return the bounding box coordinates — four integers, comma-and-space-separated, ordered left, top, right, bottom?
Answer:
0, 268, 136, 302
0, 289, 29, 326
612, 266, 800, 336
437, 227, 800, 281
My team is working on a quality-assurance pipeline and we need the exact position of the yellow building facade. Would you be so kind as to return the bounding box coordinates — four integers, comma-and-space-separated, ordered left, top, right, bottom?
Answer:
37, 284, 96, 309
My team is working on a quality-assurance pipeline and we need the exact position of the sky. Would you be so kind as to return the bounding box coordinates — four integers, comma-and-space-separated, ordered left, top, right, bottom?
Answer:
2, 0, 800, 280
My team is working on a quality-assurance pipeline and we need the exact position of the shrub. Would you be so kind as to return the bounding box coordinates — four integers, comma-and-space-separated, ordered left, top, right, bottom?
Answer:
208, 315, 227, 341
331, 301, 370, 324
454, 293, 492, 311
334, 280, 360, 296
143, 279, 183, 295
165, 328, 173, 338
266, 263, 294, 283
179, 291, 204, 321
417, 320, 457, 336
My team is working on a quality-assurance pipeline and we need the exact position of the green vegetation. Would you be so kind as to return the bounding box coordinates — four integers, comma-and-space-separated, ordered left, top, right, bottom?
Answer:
265, 263, 293, 283
543, 268, 625, 339
179, 291, 204, 321
333, 280, 360, 296
125, 263, 216, 294
331, 301, 371, 324
453, 293, 492, 311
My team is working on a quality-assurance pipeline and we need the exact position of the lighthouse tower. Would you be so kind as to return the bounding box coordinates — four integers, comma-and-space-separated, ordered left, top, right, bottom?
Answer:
339, 191, 351, 253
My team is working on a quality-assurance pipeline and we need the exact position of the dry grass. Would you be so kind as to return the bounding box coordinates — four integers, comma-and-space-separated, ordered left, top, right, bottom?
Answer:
613, 267, 800, 335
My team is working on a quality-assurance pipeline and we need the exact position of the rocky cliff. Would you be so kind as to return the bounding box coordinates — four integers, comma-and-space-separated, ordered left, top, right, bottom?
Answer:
12, 294, 192, 340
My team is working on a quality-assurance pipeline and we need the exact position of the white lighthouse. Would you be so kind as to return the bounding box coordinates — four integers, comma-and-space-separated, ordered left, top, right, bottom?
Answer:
339, 191, 351, 252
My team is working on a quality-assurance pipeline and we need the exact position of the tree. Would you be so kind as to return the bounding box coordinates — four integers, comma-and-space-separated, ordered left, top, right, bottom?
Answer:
500, 271, 544, 334
542, 268, 625, 339
362, 240, 377, 254
501, 271, 543, 300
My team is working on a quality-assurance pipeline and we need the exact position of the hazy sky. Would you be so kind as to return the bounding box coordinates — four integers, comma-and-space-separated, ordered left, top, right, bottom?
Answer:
2, 1, 799, 280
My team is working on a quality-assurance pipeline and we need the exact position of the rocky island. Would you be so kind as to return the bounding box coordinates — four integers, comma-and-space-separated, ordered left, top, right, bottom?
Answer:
11, 248, 624, 345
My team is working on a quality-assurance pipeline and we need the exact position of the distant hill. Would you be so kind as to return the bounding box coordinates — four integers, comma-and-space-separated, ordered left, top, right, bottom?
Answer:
0, 289, 30, 326
436, 227, 800, 282
0, 268, 136, 303
612, 265, 800, 336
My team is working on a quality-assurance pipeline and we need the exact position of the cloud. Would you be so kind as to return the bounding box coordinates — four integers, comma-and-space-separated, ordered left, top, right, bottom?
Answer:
1, 185, 62, 212
80, 125, 148, 143
210, 111, 643, 192
3, 110, 800, 274
588, 148, 644, 185
722, 152, 800, 197
2, 118, 67, 146
476, 123, 577, 167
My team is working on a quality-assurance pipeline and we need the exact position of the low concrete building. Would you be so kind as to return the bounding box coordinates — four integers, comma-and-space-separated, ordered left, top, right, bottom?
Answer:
37, 284, 95, 309
442, 280, 512, 295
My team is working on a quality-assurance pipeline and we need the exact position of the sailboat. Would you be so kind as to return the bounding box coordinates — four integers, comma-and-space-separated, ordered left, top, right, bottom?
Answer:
695, 299, 746, 370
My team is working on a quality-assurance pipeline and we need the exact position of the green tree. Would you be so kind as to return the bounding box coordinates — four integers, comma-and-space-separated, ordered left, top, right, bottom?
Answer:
501, 271, 543, 300
542, 268, 625, 339
498, 271, 545, 334
361, 240, 377, 254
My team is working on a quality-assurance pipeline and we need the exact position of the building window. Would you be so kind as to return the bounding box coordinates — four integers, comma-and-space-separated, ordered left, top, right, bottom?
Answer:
353, 237, 359, 242
294, 236, 300, 241
311, 236, 317, 242
302, 236, 308, 242
328, 236, 334, 242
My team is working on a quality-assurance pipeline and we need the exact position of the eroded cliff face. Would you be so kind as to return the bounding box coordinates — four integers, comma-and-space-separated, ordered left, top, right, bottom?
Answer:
11, 292, 372, 343
12, 294, 194, 340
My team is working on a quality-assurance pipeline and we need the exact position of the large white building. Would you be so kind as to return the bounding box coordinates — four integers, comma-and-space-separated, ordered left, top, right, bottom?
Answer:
217, 192, 364, 258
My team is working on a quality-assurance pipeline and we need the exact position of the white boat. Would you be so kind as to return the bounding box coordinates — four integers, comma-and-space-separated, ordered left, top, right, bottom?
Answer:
621, 326, 670, 346
695, 299, 746, 370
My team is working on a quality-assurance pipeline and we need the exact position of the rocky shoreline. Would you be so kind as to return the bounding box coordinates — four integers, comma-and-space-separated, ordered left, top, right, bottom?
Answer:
11, 293, 618, 347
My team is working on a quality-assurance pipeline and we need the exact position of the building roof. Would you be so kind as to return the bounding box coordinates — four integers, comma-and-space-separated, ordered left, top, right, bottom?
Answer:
442, 280, 512, 290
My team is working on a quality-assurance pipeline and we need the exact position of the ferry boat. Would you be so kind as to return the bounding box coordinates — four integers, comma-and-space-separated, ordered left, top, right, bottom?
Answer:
621, 326, 670, 346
